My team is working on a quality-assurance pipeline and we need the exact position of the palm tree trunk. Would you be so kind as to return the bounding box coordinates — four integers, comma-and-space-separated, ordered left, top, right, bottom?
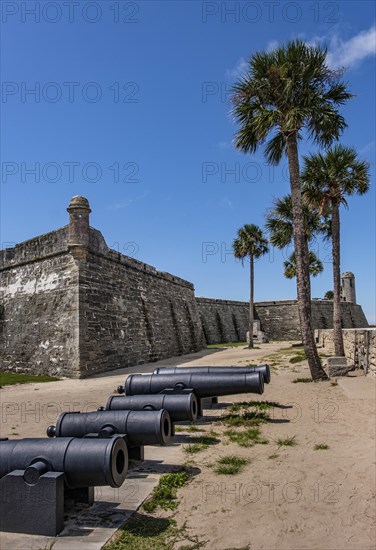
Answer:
249, 254, 254, 348
331, 201, 345, 356
285, 133, 327, 380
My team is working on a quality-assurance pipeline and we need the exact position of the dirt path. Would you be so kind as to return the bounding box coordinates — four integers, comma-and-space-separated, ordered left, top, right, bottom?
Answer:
1, 342, 375, 550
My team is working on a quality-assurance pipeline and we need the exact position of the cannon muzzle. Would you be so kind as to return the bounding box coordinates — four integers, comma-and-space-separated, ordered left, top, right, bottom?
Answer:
106, 392, 198, 423
153, 364, 271, 383
124, 371, 264, 398
0, 436, 128, 488
48, 409, 171, 447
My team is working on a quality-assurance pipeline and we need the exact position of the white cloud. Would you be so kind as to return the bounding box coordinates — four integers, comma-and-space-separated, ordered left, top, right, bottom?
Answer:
312, 26, 376, 69
267, 27, 375, 70
225, 57, 248, 79
327, 26, 376, 68
110, 191, 149, 210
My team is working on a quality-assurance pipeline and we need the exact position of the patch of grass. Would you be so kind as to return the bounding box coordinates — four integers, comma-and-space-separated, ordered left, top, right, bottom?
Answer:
185, 425, 204, 433
174, 425, 202, 433
263, 353, 283, 361
229, 400, 282, 412
221, 410, 269, 428
184, 435, 218, 454
289, 354, 306, 364
105, 514, 204, 550
0, 373, 59, 387
142, 471, 190, 513
276, 436, 297, 447
173, 426, 186, 433
207, 342, 247, 349
292, 377, 313, 383
330, 380, 338, 386
214, 455, 249, 475
224, 428, 269, 447
268, 453, 280, 460
279, 345, 304, 354
314, 443, 330, 450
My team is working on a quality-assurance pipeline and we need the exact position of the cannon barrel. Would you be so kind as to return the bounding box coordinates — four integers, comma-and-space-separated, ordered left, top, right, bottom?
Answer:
0, 436, 128, 488
153, 364, 271, 384
47, 409, 171, 447
120, 371, 264, 398
106, 393, 198, 423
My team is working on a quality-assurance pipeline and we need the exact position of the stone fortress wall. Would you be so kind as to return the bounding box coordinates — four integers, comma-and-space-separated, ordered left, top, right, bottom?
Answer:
0, 197, 369, 378
0, 197, 204, 378
196, 297, 369, 344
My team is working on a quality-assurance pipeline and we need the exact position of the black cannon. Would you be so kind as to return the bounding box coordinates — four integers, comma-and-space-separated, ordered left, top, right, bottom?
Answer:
107, 392, 198, 423
118, 371, 264, 399
47, 409, 172, 447
0, 436, 128, 536
153, 364, 271, 384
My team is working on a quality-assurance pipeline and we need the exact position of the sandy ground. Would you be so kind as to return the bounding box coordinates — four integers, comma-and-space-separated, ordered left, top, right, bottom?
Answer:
1, 342, 375, 550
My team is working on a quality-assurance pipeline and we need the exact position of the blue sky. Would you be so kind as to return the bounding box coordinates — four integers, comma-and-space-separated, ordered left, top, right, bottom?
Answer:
1, 1, 375, 322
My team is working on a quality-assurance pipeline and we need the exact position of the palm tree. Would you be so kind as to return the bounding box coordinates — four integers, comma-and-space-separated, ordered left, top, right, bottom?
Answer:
233, 224, 269, 348
266, 195, 326, 248
284, 251, 323, 279
232, 40, 352, 379
302, 145, 370, 356
266, 194, 328, 296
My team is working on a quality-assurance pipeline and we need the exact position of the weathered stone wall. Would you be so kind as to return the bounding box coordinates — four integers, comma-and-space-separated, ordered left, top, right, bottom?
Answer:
196, 298, 250, 344
315, 328, 376, 376
78, 231, 205, 377
0, 228, 80, 377
0, 223, 205, 378
196, 298, 369, 343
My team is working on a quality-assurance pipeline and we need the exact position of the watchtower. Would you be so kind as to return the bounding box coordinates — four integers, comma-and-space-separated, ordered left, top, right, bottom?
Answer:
341, 272, 356, 304
67, 195, 91, 260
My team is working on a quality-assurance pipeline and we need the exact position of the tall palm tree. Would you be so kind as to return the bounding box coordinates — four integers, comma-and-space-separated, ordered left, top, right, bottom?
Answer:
232, 40, 352, 379
284, 251, 323, 279
302, 145, 370, 356
233, 224, 269, 348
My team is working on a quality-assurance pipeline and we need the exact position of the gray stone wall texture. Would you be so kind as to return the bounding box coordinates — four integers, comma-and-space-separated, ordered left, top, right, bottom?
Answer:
0, 227, 80, 377
196, 298, 369, 344
315, 328, 376, 376
0, 197, 369, 378
78, 230, 205, 377
0, 224, 205, 378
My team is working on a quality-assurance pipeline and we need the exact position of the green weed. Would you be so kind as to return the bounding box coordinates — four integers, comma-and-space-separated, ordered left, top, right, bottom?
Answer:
275, 436, 297, 447
314, 443, 330, 450
214, 456, 249, 475
142, 471, 190, 513
0, 373, 59, 387
224, 428, 269, 447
